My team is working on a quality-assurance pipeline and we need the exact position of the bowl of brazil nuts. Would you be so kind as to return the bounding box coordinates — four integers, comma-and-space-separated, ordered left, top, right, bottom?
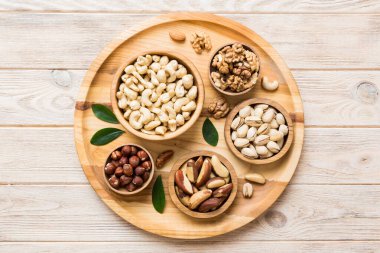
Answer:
111, 51, 205, 141
103, 144, 155, 196
224, 98, 293, 165
209, 42, 260, 96
168, 151, 238, 219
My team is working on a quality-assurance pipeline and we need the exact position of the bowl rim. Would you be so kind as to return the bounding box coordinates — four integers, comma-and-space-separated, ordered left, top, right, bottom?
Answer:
224, 98, 294, 165
102, 143, 155, 196
168, 150, 238, 219
110, 50, 205, 141
208, 42, 261, 96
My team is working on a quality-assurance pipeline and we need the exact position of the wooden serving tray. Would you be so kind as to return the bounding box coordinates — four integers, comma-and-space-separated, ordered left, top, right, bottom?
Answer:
74, 12, 304, 239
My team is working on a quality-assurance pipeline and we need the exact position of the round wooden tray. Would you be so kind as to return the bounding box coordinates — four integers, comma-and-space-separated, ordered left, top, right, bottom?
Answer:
74, 12, 304, 239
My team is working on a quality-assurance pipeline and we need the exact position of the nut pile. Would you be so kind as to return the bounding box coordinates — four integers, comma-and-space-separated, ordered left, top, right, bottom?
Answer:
211, 43, 259, 93
104, 145, 152, 192
230, 104, 289, 159
116, 54, 198, 136
174, 155, 233, 213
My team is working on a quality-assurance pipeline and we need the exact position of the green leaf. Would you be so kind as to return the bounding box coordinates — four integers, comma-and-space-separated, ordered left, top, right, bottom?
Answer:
92, 104, 119, 124
90, 128, 124, 146
152, 175, 165, 213
202, 117, 218, 146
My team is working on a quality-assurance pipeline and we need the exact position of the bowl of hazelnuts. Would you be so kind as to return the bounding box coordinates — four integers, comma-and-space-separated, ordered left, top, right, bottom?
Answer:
103, 144, 155, 195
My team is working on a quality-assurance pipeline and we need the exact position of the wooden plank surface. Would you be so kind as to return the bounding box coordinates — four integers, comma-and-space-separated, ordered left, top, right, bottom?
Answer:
0, 0, 379, 13
1, 70, 378, 126
0, 2, 379, 251
0, 184, 379, 241
0, 14, 379, 69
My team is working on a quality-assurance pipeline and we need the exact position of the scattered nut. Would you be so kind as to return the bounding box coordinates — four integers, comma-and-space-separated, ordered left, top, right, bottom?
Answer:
211, 43, 259, 93
262, 76, 279, 91
190, 32, 212, 54
156, 150, 174, 168
242, 183, 253, 198
169, 31, 186, 42
245, 173, 266, 184
208, 97, 230, 119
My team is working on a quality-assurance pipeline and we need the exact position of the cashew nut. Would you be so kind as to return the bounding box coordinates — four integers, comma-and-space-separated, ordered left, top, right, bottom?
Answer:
124, 65, 136, 74
156, 69, 166, 83
124, 87, 138, 100
155, 126, 167, 135
182, 74, 194, 89
129, 111, 143, 130
141, 89, 153, 107
176, 114, 185, 126
150, 62, 161, 72
118, 96, 128, 109
139, 107, 152, 124
175, 80, 186, 98
262, 76, 279, 91
159, 56, 169, 66
186, 86, 197, 100
144, 120, 161, 130
168, 119, 177, 132
176, 67, 187, 78
182, 101, 196, 112
129, 100, 140, 111
174, 97, 190, 113
162, 104, 176, 120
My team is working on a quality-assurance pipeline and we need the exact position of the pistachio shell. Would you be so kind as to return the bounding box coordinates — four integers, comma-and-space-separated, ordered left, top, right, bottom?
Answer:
276, 113, 285, 125
231, 116, 243, 130
253, 107, 264, 118
241, 147, 258, 158
269, 129, 284, 141
267, 141, 280, 153
262, 109, 275, 123
236, 124, 249, 138
245, 116, 262, 127
255, 145, 269, 155
279, 124, 289, 135
239, 106, 252, 118
246, 127, 257, 141
257, 123, 270, 135
260, 150, 274, 158
254, 104, 268, 110
277, 138, 284, 149
231, 131, 237, 141
270, 118, 279, 129
254, 135, 270, 146
234, 138, 250, 148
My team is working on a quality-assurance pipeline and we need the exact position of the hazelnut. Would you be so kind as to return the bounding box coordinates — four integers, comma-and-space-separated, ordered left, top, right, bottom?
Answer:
130, 146, 138, 156
141, 160, 152, 171
126, 183, 137, 192
132, 176, 144, 186
108, 175, 119, 189
119, 175, 133, 186
121, 145, 132, 156
104, 162, 116, 175
122, 164, 133, 176
123, 164, 133, 176
137, 150, 149, 162
143, 171, 150, 182
111, 150, 122, 160
129, 156, 140, 168
119, 156, 128, 166
135, 166, 145, 176
111, 160, 119, 168
114, 167, 124, 177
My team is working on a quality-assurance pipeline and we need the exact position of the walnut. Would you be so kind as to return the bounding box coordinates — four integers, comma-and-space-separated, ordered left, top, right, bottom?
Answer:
208, 97, 230, 119
211, 43, 260, 93
190, 32, 212, 54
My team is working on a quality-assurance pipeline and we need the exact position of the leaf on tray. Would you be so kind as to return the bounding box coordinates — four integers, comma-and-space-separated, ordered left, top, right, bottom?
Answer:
202, 117, 218, 146
90, 128, 124, 146
92, 104, 119, 124
152, 175, 165, 213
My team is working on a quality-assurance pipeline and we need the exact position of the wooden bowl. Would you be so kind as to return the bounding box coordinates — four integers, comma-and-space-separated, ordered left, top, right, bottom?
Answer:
111, 51, 204, 141
102, 144, 155, 196
209, 43, 261, 96
224, 98, 294, 165
168, 151, 238, 219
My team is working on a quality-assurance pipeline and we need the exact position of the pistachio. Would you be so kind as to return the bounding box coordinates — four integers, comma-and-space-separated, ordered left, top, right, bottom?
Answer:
270, 118, 279, 129
231, 131, 237, 141
245, 116, 262, 127
254, 104, 269, 110
241, 147, 258, 158
236, 124, 249, 138
231, 116, 243, 130
255, 145, 269, 156
242, 183, 253, 198
257, 123, 270, 135
262, 109, 275, 123
279, 124, 289, 136
246, 127, 257, 141
239, 106, 251, 118
269, 129, 284, 141
234, 138, 250, 148
276, 113, 285, 125
253, 107, 264, 118
254, 135, 270, 146
267, 141, 280, 153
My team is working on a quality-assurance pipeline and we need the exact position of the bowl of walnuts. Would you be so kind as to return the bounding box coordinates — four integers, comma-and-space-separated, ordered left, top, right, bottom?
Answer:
209, 42, 260, 96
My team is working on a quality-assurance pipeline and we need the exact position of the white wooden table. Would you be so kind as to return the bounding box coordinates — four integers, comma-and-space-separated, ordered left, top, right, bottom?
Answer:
0, 1, 379, 252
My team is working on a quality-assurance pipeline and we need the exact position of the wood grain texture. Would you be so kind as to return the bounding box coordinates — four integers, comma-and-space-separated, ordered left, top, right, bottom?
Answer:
1, 70, 378, 126
1, 241, 380, 253
74, 12, 304, 238
0, 14, 379, 69
1, 127, 379, 185
0, 0, 379, 13
0, 185, 379, 241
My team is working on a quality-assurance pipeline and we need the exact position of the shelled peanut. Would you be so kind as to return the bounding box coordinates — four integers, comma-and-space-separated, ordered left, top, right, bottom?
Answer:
116, 54, 198, 136
174, 155, 233, 213
230, 104, 289, 159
